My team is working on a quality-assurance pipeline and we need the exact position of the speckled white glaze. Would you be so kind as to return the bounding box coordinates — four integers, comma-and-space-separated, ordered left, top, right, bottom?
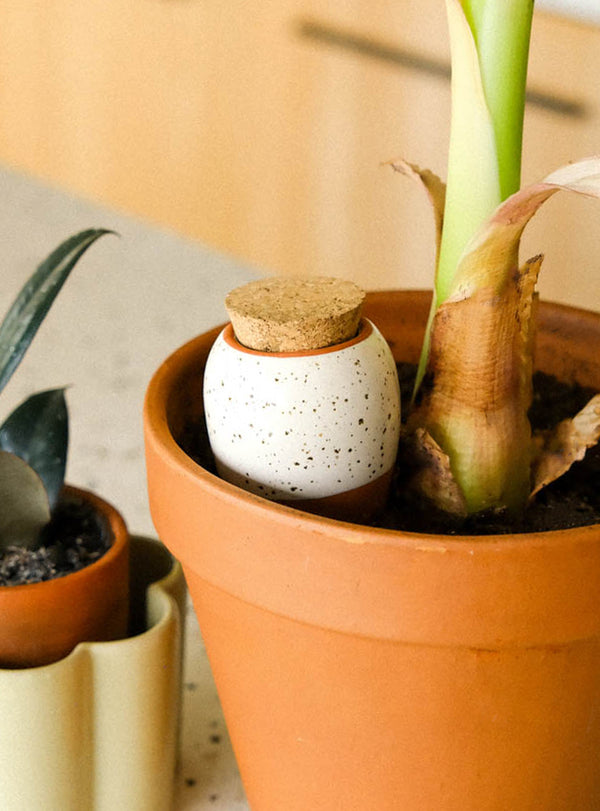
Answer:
203, 319, 401, 502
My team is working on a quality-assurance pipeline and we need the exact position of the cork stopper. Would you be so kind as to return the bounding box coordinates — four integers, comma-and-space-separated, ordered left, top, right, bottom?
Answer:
225, 276, 365, 352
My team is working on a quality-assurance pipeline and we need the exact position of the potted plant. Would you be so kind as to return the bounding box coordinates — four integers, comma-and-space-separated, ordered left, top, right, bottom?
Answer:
0, 232, 186, 810
144, 1, 600, 808
0, 228, 131, 667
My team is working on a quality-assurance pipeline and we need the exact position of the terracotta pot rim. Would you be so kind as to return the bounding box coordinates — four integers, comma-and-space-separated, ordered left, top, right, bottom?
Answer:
144, 293, 600, 551
144, 291, 600, 646
0, 484, 128, 595
0, 540, 180, 674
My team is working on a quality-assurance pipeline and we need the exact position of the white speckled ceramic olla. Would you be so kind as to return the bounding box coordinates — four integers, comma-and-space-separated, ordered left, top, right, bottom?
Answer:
203, 318, 401, 522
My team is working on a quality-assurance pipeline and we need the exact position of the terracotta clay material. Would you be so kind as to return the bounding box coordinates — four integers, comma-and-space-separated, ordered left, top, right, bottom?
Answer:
144, 291, 600, 811
0, 485, 130, 668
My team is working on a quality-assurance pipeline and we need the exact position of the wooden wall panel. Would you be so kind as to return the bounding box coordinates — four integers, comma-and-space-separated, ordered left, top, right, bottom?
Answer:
0, 2, 597, 308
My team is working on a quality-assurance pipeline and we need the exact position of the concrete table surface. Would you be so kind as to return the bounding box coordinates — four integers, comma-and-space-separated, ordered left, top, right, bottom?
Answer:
0, 165, 258, 809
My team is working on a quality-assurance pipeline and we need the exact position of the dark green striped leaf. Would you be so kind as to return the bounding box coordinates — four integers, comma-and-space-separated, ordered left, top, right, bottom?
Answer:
0, 228, 114, 396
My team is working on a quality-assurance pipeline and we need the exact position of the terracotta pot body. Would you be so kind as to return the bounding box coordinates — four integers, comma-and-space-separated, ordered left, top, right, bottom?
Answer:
0, 486, 130, 668
145, 291, 600, 811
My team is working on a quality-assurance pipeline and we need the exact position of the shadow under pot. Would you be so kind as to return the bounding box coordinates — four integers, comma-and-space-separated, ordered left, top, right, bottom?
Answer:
203, 318, 401, 524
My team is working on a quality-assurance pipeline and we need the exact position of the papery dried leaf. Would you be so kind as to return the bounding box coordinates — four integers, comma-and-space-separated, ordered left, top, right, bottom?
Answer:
515, 255, 542, 397
531, 394, 600, 498
386, 159, 448, 395
407, 157, 600, 516
387, 159, 446, 271
407, 427, 467, 516
410, 256, 543, 514
450, 157, 600, 300
544, 158, 600, 197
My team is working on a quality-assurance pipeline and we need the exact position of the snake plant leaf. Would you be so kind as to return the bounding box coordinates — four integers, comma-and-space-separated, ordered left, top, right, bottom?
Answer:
0, 229, 114, 397
0, 388, 68, 511
0, 451, 51, 551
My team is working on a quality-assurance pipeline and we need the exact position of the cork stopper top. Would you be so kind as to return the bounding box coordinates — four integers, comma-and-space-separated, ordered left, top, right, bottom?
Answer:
225, 276, 366, 352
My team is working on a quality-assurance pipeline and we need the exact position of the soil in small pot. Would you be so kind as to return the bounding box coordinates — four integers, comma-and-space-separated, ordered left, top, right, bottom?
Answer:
0, 491, 111, 587
178, 369, 600, 537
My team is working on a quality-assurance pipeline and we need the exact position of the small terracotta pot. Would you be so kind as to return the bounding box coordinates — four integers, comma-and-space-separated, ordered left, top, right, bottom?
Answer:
145, 291, 600, 811
0, 485, 130, 668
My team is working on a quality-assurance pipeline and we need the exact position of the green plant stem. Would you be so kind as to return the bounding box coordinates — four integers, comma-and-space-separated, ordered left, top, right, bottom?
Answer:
415, 0, 534, 394
437, 0, 534, 303
462, 0, 534, 201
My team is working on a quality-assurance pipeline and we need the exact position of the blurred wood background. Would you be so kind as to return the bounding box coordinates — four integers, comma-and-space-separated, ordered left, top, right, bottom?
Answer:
0, 1, 598, 307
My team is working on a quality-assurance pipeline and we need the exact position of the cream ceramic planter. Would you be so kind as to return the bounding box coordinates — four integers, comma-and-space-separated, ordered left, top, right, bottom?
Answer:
0, 535, 186, 811
204, 318, 401, 522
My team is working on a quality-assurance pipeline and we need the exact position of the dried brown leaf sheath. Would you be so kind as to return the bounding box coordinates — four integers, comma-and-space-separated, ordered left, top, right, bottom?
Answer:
393, 157, 600, 516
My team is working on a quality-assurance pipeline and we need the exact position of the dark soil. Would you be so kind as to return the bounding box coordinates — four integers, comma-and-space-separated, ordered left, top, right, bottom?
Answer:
0, 491, 111, 586
378, 366, 600, 535
179, 368, 600, 536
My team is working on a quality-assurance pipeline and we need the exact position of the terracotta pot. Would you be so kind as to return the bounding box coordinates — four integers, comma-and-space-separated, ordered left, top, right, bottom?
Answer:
0, 485, 130, 668
144, 291, 600, 811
